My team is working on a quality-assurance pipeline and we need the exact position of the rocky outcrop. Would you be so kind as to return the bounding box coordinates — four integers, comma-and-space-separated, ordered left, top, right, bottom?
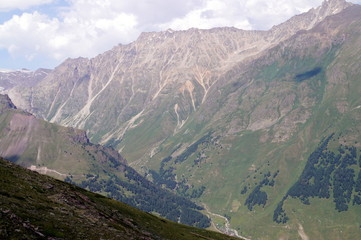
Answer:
0, 94, 16, 112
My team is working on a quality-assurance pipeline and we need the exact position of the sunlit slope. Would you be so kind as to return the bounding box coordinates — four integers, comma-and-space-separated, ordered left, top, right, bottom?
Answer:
146, 5, 361, 239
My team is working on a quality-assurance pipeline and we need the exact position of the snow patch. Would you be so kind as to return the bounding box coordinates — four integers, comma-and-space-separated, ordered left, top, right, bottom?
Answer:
0, 69, 14, 73
0, 69, 32, 73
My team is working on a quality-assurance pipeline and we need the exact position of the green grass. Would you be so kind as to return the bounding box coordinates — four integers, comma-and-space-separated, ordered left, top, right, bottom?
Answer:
0, 157, 241, 240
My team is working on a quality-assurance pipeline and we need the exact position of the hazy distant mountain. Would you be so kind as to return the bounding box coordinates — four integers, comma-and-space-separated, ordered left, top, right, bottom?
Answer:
3, 0, 361, 239
0, 68, 50, 90
0, 68, 51, 112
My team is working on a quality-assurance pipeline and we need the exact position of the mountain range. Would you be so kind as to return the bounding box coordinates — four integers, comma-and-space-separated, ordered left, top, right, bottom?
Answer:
1, 0, 361, 239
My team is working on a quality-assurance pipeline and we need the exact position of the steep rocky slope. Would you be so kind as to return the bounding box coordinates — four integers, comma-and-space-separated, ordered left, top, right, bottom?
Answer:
0, 94, 210, 228
0, 157, 240, 240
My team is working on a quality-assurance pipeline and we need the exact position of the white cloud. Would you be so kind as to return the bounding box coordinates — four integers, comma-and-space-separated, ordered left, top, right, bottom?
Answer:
240, 0, 319, 29
0, 0, 54, 11
0, 12, 58, 59
161, 0, 252, 30
0, 3, 138, 66
162, 0, 325, 31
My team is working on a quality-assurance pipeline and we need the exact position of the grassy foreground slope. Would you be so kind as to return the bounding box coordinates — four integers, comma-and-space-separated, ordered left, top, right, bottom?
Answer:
0, 157, 241, 240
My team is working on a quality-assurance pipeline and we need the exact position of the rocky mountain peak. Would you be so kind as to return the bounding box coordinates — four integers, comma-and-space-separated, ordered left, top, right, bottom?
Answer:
268, 0, 352, 40
318, 0, 353, 17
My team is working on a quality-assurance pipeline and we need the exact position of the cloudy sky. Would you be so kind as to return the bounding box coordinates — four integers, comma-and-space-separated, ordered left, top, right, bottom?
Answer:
0, 0, 360, 70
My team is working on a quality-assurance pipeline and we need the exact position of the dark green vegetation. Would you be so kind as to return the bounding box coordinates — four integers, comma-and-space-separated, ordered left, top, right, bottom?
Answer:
149, 133, 212, 198
72, 165, 210, 228
175, 132, 213, 164
274, 134, 361, 223
245, 171, 276, 211
0, 157, 240, 240
0, 94, 210, 228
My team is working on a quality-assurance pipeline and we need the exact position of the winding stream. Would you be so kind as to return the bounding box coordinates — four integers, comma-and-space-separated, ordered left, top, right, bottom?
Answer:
203, 204, 251, 240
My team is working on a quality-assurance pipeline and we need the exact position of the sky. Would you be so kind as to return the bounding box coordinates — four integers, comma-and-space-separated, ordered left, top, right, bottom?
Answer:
0, 0, 360, 70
